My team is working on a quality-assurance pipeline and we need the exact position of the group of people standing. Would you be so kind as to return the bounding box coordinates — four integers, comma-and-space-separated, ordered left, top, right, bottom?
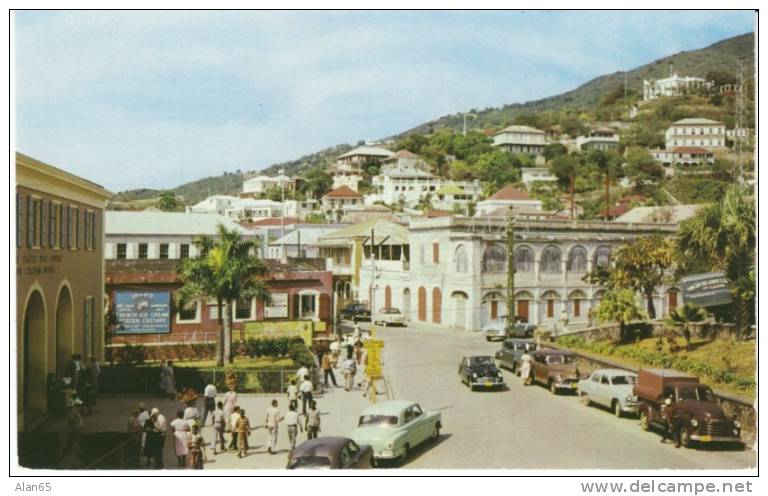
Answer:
321, 330, 368, 393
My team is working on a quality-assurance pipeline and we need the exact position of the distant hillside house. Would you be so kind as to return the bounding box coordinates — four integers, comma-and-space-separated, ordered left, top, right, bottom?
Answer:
521, 167, 558, 187
492, 125, 547, 158
328, 146, 394, 192
382, 149, 424, 169
576, 127, 620, 151
476, 185, 543, 217
322, 186, 364, 222
650, 147, 715, 174
643, 73, 713, 100
225, 198, 284, 221
664, 118, 726, 150
241, 174, 294, 197
370, 164, 481, 209
187, 195, 239, 215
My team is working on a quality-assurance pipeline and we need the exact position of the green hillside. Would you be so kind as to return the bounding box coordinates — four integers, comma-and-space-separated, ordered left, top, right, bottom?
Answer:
111, 32, 754, 208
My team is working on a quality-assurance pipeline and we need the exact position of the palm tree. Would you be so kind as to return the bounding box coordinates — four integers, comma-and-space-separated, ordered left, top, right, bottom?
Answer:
587, 150, 620, 221
677, 188, 755, 337
177, 224, 272, 366
666, 303, 707, 349
594, 289, 646, 342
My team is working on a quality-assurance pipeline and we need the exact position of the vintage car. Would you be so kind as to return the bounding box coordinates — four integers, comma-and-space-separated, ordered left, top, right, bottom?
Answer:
494, 338, 539, 374
373, 307, 405, 326
483, 316, 536, 341
287, 437, 373, 469
340, 303, 371, 323
578, 369, 639, 418
349, 400, 442, 464
458, 355, 505, 390
530, 349, 581, 394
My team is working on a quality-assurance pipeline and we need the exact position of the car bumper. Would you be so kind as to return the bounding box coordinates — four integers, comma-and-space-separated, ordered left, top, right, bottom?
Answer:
484, 332, 505, 340
375, 446, 405, 459
690, 434, 741, 443
471, 378, 505, 388
553, 381, 579, 391
621, 403, 638, 414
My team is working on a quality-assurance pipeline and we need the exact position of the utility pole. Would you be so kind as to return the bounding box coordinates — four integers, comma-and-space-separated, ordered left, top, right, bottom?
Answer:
279, 168, 286, 260
506, 208, 516, 335
604, 171, 610, 221
370, 228, 376, 319
570, 168, 575, 220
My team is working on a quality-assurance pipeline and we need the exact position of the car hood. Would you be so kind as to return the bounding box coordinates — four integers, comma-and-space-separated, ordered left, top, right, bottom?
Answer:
349, 426, 396, 450
678, 401, 727, 420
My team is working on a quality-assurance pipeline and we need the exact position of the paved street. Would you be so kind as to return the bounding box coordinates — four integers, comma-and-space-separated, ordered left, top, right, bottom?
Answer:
372, 323, 755, 470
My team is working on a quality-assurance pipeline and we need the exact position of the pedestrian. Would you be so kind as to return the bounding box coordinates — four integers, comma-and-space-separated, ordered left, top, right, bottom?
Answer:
305, 400, 320, 440
299, 375, 314, 415
228, 406, 242, 451
296, 365, 309, 385
187, 424, 206, 469
264, 399, 283, 455
329, 337, 340, 369
67, 354, 85, 390
202, 382, 217, 425
159, 360, 176, 399
183, 389, 201, 429
78, 378, 95, 416
287, 379, 299, 411
285, 403, 302, 451
150, 407, 167, 469
58, 399, 85, 464
558, 309, 569, 338
212, 401, 227, 454
321, 352, 337, 387
88, 356, 101, 394
235, 409, 252, 458
660, 394, 682, 448
135, 403, 150, 466
170, 410, 190, 467
355, 340, 364, 366
342, 356, 357, 391
520, 351, 533, 386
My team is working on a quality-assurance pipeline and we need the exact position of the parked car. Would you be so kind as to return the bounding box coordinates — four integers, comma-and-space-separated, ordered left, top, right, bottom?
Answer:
349, 400, 441, 464
340, 303, 371, 323
287, 437, 373, 469
494, 338, 539, 374
578, 369, 639, 418
458, 355, 505, 390
634, 368, 741, 448
373, 308, 405, 326
482, 316, 535, 341
530, 349, 581, 394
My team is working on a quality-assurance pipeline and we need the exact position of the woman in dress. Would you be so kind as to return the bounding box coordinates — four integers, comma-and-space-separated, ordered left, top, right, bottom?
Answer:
222, 386, 238, 424
186, 424, 206, 470
159, 360, 176, 399
520, 351, 533, 386
183, 398, 201, 429
170, 410, 190, 467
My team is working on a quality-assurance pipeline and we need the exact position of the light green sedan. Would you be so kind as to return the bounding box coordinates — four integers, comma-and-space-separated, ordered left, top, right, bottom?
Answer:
349, 400, 442, 465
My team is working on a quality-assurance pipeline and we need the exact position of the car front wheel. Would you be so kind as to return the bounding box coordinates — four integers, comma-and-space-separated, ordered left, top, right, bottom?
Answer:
681, 429, 693, 449
580, 393, 591, 406
431, 424, 440, 441
639, 410, 650, 431
549, 381, 558, 394
613, 400, 623, 418
399, 444, 410, 465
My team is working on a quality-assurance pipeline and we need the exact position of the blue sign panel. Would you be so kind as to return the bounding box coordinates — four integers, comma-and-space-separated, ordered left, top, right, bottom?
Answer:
114, 290, 171, 334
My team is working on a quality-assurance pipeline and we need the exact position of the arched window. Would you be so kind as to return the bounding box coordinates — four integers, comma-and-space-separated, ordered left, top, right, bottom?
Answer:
567, 245, 588, 272
541, 290, 561, 319
540, 246, 562, 273
515, 246, 534, 272
482, 244, 507, 273
455, 244, 468, 273
594, 246, 611, 268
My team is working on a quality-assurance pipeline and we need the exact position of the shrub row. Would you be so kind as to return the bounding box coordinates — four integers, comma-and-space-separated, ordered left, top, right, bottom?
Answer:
558, 336, 756, 391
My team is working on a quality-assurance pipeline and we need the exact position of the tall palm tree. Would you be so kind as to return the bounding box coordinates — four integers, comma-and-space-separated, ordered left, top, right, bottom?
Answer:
177, 224, 272, 366
588, 150, 619, 221
677, 188, 755, 337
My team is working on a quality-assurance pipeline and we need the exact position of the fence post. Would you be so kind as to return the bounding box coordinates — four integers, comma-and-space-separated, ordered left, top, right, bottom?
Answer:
281, 369, 284, 393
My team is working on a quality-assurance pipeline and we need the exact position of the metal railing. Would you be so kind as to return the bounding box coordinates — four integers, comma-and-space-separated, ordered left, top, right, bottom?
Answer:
85, 436, 140, 470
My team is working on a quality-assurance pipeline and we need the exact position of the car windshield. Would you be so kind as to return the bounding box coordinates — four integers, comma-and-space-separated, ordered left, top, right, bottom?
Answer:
611, 375, 637, 385
469, 356, 494, 366
678, 387, 716, 402
545, 355, 574, 365
288, 456, 332, 469
359, 414, 398, 427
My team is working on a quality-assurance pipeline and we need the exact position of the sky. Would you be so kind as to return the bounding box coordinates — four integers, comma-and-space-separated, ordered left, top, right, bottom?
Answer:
13, 10, 755, 192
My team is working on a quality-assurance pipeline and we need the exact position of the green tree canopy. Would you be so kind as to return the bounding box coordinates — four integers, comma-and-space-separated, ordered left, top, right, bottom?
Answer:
623, 147, 665, 190
299, 166, 333, 199
158, 191, 180, 211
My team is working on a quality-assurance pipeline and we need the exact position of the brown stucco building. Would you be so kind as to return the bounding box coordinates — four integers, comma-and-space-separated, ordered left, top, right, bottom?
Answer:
16, 152, 112, 430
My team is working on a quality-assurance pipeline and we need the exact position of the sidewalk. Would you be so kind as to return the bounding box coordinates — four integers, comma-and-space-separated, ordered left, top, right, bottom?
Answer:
34, 368, 378, 470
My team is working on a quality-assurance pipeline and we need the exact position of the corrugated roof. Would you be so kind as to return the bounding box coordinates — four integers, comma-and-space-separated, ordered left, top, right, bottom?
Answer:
615, 205, 704, 224
496, 125, 546, 135
486, 185, 531, 201
378, 165, 434, 179
336, 146, 394, 159
241, 217, 301, 227
317, 218, 409, 246
323, 186, 363, 199
383, 149, 420, 161
269, 227, 343, 246
106, 211, 248, 236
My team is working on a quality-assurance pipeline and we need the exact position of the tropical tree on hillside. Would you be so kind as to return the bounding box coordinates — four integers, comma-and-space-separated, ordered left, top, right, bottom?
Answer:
676, 187, 756, 337
300, 166, 333, 200
623, 147, 664, 192
666, 303, 707, 349
594, 289, 646, 339
158, 191, 180, 211
177, 224, 272, 366
585, 149, 622, 220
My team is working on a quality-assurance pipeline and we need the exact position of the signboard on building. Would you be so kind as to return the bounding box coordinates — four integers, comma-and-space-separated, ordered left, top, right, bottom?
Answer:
114, 290, 171, 334
364, 339, 384, 378
244, 320, 314, 347
680, 272, 732, 307
264, 293, 289, 318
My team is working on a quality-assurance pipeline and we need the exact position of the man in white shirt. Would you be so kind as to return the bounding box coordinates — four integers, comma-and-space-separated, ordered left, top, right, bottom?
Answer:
150, 408, 167, 469
264, 400, 283, 455
284, 403, 302, 451
202, 383, 217, 425
135, 403, 150, 466
299, 375, 314, 415
228, 406, 242, 451
296, 366, 309, 384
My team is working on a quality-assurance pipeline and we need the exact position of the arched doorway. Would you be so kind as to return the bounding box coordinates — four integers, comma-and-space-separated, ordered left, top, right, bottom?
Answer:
23, 289, 47, 414
417, 287, 427, 322
384, 285, 392, 309
514, 290, 534, 323
451, 291, 469, 330
402, 288, 411, 323
432, 288, 442, 324
56, 286, 74, 379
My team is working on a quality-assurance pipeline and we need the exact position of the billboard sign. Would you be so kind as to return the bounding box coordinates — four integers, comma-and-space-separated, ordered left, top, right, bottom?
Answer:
680, 272, 732, 307
114, 290, 171, 334
264, 293, 289, 318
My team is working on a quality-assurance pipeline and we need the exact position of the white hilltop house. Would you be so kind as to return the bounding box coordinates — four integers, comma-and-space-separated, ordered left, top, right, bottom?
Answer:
649, 118, 726, 174
225, 198, 284, 220
369, 163, 481, 209
187, 195, 239, 215
492, 125, 548, 161
575, 127, 620, 151
476, 185, 543, 217
643, 73, 713, 100
521, 168, 558, 187
242, 174, 293, 197
328, 146, 395, 191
